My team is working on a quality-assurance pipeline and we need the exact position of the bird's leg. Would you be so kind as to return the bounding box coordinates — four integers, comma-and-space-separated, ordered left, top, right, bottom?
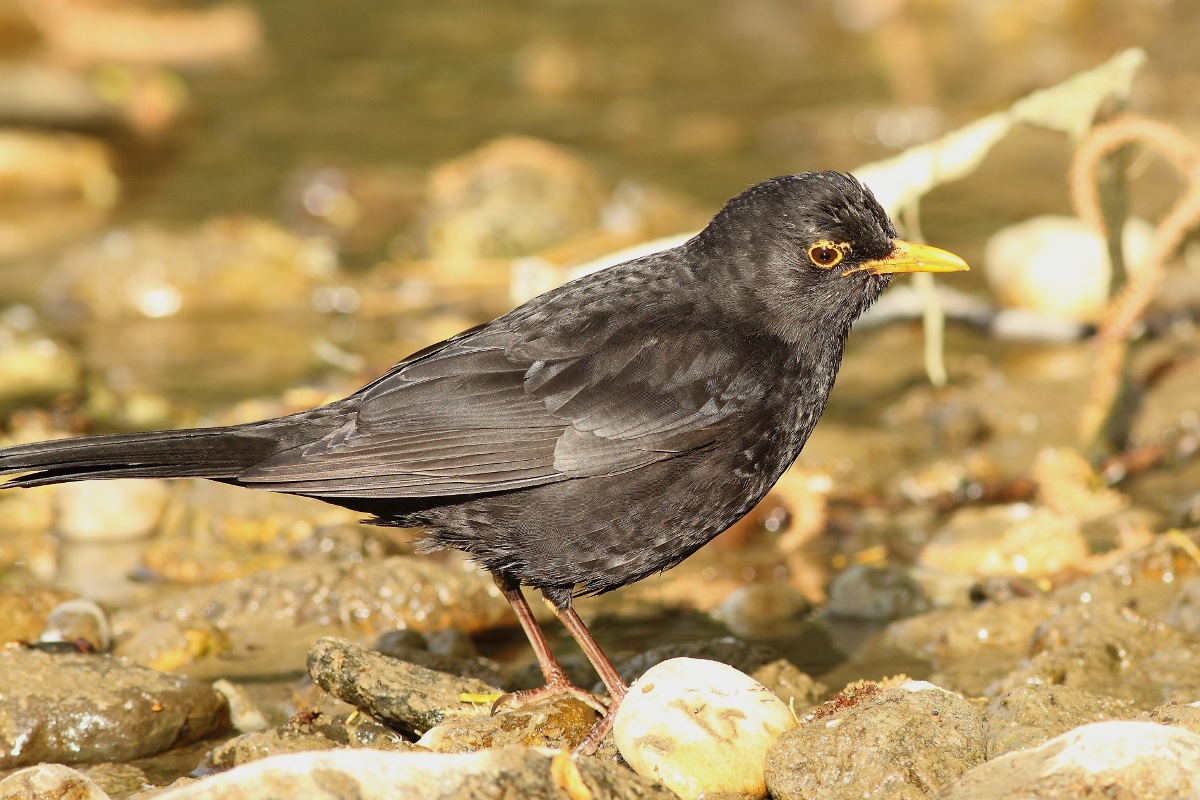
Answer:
543, 589, 629, 756
491, 576, 608, 715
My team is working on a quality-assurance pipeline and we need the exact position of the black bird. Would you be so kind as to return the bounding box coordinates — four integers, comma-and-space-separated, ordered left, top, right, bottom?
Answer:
0, 171, 967, 752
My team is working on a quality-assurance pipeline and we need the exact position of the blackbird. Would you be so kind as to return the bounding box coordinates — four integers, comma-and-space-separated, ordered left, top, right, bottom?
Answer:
0, 171, 967, 752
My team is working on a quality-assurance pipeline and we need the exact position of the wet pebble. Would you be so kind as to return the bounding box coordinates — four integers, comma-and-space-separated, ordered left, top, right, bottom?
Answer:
206, 726, 342, 770
307, 637, 503, 734
0, 648, 229, 768
54, 479, 170, 542
765, 681, 984, 800
151, 746, 676, 800
940, 721, 1200, 800
615, 657, 797, 800
115, 619, 229, 674
418, 696, 599, 753
212, 679, 269, 733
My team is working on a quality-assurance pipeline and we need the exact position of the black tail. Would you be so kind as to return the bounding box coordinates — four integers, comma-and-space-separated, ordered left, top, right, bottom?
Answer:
0, 424, 289, 488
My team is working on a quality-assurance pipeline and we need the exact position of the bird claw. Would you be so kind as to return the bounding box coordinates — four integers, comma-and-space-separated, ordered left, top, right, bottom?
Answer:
490, 684, 609, 716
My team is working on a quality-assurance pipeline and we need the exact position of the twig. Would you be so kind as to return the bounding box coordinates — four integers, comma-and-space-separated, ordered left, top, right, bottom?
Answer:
1070, 115, 1200, 448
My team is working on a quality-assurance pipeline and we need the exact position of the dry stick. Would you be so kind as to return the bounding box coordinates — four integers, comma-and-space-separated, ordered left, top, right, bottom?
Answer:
1070, 116, 1200, 448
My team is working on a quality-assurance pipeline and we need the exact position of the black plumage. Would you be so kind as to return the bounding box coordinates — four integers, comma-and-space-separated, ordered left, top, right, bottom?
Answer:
0, 171, 967, 752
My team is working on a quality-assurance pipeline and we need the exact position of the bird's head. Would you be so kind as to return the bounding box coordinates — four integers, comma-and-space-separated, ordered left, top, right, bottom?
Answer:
695, 171, 968, 346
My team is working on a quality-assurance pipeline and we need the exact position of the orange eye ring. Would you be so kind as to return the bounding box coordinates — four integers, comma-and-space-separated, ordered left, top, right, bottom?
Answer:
807, 240, 845, 269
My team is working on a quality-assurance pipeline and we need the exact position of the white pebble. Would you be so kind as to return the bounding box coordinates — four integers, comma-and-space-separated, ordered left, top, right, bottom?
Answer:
614, 657, 797, 800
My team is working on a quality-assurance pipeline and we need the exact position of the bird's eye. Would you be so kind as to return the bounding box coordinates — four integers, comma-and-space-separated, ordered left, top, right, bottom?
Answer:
807, 241, 845, 269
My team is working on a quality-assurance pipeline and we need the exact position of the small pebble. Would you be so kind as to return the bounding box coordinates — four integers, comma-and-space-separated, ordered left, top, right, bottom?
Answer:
614, 657, 797, 800
39, 598, 112, 651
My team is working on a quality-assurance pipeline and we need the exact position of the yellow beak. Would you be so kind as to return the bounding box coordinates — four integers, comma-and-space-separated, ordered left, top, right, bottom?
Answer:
843, 239, 969, 276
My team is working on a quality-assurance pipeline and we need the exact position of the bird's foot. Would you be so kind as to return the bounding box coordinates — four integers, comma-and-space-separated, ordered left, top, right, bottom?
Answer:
572, 686, 626, 756
491, 679, 609, 716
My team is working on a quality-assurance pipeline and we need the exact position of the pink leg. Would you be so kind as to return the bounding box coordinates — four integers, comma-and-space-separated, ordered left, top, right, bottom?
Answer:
493, 578, 607, 715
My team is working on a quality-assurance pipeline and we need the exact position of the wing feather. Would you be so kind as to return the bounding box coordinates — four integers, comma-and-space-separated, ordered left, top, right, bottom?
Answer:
238, 267, 771, 498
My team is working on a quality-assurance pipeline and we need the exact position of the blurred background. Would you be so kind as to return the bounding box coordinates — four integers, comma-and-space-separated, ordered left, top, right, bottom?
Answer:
4, 0, 1200, 771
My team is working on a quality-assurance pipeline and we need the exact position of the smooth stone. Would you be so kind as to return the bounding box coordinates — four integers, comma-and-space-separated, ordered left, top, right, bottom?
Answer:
54, 479, 170, 542
765, 681, 984, 800
939, 721, 1200, 800
0, 648, 229, 768
0, 763, 110, 800
615, 657, 797, 800
150, 746, 676, 800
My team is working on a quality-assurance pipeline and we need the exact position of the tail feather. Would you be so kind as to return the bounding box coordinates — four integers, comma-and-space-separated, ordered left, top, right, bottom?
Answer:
0, 425, 283, 488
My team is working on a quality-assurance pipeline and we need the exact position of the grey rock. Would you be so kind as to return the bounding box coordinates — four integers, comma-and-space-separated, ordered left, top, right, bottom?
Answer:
307, 637, 502, 734
766, 681, 984, 800
0, 648, 229, 768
